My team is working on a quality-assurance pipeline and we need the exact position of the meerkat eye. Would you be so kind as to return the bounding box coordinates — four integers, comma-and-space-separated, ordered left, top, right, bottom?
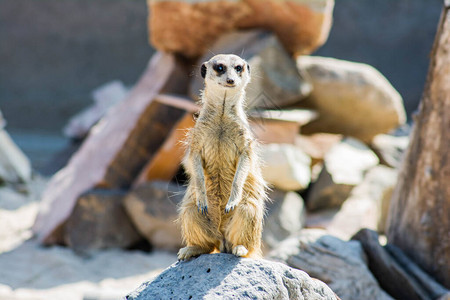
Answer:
213, 63, 226, 74
235, 65, 242, 72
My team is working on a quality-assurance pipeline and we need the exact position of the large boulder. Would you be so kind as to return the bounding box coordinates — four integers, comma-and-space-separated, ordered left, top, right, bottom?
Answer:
297, 56, 406, 142
307, 137, 379, 211
124, 181, 185, 251
126, 253, 338, 299
189, 31, 312, 108
260, 143, 311, 191
148, 0, 334, 58
269, 229, 393, 300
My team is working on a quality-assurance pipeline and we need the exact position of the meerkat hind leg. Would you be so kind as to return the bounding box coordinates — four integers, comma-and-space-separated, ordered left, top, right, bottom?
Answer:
226, 201, 263, 259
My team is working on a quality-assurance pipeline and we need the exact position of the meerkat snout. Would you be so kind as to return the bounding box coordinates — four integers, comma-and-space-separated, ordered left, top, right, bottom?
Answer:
200, 54, 251, 92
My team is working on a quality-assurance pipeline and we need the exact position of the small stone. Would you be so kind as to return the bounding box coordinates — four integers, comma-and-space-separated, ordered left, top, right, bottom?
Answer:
124, 181, 185, 251
371, 133, 410, 169
260, 143, 311, 191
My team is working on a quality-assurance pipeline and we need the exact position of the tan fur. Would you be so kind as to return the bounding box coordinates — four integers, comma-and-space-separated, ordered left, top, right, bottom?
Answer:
178, 54, 267, 260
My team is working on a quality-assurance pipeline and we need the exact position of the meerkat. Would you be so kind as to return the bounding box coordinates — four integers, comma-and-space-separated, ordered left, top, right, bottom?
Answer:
177, 54, 267, 261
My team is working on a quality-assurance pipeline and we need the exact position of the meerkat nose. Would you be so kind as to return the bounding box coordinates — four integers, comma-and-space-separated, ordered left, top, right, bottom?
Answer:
227, 78, 235, 85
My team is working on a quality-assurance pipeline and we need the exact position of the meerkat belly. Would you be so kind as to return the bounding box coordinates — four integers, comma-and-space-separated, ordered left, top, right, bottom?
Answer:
202, 123, 243, 225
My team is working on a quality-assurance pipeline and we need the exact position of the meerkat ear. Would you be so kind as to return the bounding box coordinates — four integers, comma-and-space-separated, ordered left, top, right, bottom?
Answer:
247, 64, 250, 73
201, 63, 207, 78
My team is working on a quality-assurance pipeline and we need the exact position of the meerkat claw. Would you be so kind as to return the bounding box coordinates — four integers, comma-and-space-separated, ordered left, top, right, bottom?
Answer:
197, 202, 208, 215
225, 202, 236, 213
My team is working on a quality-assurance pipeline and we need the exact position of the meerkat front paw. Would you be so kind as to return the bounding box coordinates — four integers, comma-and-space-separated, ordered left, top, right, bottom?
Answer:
225, 197, 239, 213
196, 195, 208, 215
232, 245, 248, 257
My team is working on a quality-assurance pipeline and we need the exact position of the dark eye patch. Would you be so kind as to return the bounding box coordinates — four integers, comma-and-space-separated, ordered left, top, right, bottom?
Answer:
213, 63, 226, 75
235, 65, 242, 72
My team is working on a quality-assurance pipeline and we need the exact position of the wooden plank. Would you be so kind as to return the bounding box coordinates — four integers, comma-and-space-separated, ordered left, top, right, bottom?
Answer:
134, 112, 195, 185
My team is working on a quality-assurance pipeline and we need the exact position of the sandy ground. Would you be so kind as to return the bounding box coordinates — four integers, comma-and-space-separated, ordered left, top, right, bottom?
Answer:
0, 177, 177, 300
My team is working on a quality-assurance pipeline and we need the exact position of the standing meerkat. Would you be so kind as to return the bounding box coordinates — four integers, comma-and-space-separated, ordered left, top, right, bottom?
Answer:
178, 54, 267, 260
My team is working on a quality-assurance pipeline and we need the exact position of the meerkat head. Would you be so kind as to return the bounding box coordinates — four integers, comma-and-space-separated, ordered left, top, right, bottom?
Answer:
201, 54, 250, 94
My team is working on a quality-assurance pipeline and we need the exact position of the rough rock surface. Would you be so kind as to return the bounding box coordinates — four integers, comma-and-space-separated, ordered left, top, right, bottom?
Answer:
307, 137, 379, 211
297, 56, 406, 142
189, 31, 311, 108
64, 189, 142, 252
126, 253, 338, 300
124, 181, 185, 251
149, 0, 334, 58
260, 143, 311, 191
269, 229, 393, 300
263, 189, 305, 251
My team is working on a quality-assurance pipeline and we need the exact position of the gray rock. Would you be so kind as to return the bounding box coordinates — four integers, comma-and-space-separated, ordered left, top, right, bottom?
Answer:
0, 129, 32, 184
297, 56, 406, 142
260, 143, 311, 191
189, 31, 311, 109
64, 189, 142, 252
124, 181, 185, 251
126, 253, 338, 300
371, 133, 410, 169
307, 137, 379, 211
263, 189, 306, 251
269, 229, 393, 300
